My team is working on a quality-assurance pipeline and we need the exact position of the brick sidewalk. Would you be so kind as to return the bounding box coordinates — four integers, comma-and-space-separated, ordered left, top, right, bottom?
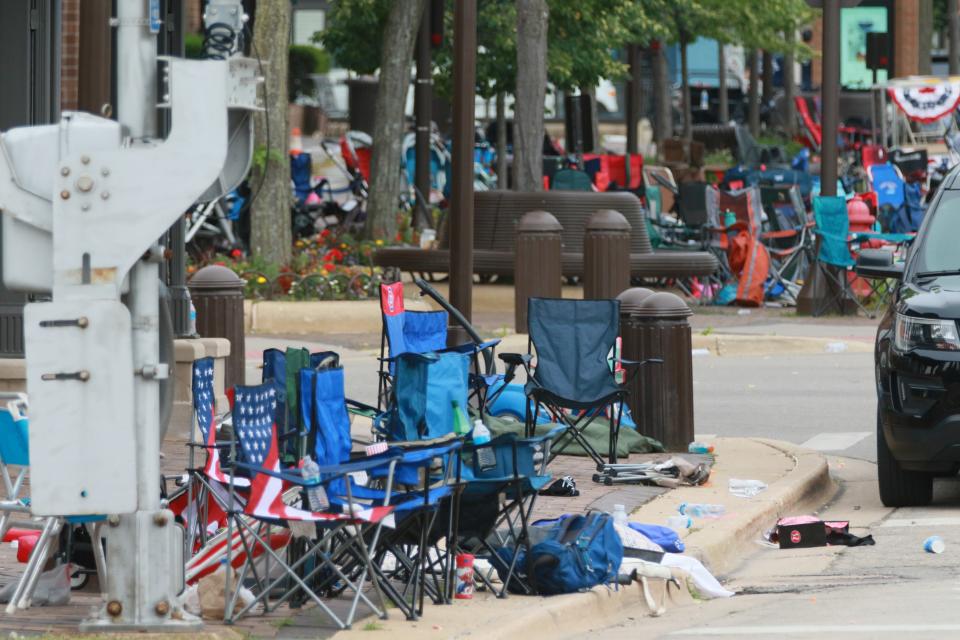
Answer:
0, 431, 705, 637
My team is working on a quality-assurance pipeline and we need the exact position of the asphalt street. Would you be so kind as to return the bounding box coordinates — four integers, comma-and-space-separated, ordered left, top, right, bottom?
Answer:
693, 351, 878, 462
576, 458, 960, 639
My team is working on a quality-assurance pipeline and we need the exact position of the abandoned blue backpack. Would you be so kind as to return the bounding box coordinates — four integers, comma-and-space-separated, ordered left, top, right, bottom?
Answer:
527, 512, 623, 595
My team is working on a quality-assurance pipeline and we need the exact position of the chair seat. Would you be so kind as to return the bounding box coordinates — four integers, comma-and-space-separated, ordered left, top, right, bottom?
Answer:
528, 385, 626, 412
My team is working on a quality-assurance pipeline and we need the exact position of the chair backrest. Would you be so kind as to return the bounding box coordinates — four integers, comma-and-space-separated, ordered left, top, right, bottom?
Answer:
891, 147, 928, 180
861, 144, 888, 168
643, 166, 677, 215
385, 352, 470, 441
0, 396, 29, 467
551, 169, 594, 192
868, 163, 905, 209
301, 366, 353, 489
760, 185, 806, 230
233, 383, 281, 468
706, 186, 764, 234
677, 182, 709, 226
380, 282, 448, 360
192, 357, 217, 446
813, 196, 854, 268
527, 298, 620, 404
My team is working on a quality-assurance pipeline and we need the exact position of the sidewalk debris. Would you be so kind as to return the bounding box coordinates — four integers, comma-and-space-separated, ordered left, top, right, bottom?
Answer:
660, 553, 734, 598
766, 516, 876, 549
924, 536, 945, 554
728, 478, 768, 498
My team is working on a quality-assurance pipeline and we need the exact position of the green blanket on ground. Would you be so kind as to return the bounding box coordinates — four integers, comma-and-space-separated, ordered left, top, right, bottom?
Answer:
485, 414, 665, 457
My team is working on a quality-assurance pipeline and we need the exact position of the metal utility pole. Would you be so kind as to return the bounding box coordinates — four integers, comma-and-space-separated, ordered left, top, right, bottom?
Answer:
625, 44, 641, 155
950, 0, 960, 75
797, 0, 840, 315
448, 0, 476, 344
414, 9, 432, 229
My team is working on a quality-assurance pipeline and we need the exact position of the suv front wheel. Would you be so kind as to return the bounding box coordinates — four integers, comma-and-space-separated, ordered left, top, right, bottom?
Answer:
877, 408, 933, 507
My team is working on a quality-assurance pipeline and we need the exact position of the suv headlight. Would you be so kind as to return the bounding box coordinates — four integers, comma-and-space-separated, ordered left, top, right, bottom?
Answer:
894, 314, 960, 352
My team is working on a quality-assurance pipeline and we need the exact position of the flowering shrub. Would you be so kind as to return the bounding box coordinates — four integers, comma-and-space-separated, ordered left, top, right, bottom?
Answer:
188, 229, 388, 301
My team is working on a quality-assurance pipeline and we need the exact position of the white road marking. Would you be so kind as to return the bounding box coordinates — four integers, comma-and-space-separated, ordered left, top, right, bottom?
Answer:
671, 624, 960, 635
881, 516, 960, 528
799, 431, 871, 451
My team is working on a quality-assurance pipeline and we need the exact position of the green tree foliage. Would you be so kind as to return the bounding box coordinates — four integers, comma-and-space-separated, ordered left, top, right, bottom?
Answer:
433, 0, 517, 100
318, 0, 391, 74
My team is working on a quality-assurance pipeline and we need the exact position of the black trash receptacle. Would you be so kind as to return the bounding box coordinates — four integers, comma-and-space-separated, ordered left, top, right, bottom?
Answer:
619, 289, 694, 451
188, 265, 246, 389
514, 211, 563, 333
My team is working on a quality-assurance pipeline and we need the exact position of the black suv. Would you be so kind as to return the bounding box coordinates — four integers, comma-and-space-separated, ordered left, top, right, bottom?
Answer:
858, 175, 960, 506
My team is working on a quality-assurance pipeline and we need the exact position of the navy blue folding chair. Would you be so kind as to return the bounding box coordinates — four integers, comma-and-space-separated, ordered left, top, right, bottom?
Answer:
501, 298, 661, 469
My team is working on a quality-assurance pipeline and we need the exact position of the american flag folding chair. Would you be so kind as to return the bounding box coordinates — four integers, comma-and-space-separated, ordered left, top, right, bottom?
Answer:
223, 383, 399, 629
167, 358, 249, 554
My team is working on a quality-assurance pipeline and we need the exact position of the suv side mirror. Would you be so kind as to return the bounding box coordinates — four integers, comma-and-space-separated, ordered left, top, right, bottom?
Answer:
855, 248, 904, 280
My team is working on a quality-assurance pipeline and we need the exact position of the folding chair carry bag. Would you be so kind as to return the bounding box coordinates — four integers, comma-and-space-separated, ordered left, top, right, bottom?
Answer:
382, 352, 470, 441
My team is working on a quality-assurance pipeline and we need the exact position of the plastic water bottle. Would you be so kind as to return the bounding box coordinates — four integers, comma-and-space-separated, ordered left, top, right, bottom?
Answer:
301, 455, 326, 511
612, 504, 628, 526
472, 419, 497, 469
452, 402, 471, 436
688, 442, 714, 455
678, 502, 725, 518
728, 478, 767, 498
188, 300, 197, 336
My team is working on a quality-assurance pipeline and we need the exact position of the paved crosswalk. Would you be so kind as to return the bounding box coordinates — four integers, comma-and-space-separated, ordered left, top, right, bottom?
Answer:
799, 431, 872, 452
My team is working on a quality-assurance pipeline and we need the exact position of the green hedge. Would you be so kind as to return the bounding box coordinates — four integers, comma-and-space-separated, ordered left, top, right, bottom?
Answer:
289, 45, 332, 101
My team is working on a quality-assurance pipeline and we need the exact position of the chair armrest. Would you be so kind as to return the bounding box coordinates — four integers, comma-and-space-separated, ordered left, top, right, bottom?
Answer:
621, 358, 663, 368
499, 353, 532, 367
185, 440, 236, 449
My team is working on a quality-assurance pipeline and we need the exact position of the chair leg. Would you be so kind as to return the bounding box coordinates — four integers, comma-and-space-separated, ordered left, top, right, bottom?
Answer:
7, 517, 60, 613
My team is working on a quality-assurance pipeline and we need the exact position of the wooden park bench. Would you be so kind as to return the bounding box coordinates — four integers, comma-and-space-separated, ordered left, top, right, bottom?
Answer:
373, 190, 718, 279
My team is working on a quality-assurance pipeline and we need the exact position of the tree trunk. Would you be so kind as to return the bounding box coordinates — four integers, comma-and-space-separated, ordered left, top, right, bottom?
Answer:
652, 43, 672, 146
761, 50, 774, 105
748, 49, 760, 137
950, 0, 960, 75
680, 36, 692, 140
251, 0, 292, 266
496, 92, 508, 189
718, 41, 729, 124
918, 0, 933, 75
784, 33, 796, 137
366, 0, 426, 240
514, 0, 549, 191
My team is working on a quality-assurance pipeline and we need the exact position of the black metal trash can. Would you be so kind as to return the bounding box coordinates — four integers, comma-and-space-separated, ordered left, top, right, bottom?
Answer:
619, 289, 694, 451
584, 209, 631, 300
188, 265, 245, 389
514, 210, 563, 333
346, 78, 378, 134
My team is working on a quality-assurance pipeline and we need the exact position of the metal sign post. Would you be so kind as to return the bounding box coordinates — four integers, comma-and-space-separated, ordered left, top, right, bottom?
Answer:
0, 0, 258, 630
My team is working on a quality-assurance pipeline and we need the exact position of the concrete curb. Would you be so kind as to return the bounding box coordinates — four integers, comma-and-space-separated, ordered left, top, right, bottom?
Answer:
681, 438, 837, 575
692, 333, 873, 356
327, 438, 834, 639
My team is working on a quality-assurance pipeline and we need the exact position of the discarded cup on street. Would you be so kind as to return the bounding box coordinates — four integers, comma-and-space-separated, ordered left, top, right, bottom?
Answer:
667, 515, 692, 531
825, 341, 848, 353
924, 536, 945, 554
455, 553, 475, 599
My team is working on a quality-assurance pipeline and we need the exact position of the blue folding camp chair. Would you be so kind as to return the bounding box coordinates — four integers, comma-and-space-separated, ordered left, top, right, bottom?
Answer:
376, 281, 499, 414
500, 298, 661, 469
869, 163, 907, 232
0, 394, 106, 613
301, 364, 461, 619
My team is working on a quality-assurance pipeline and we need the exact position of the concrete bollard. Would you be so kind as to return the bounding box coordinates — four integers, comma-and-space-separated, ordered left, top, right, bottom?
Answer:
514, 210, 563, 333
584, 209, 631, 300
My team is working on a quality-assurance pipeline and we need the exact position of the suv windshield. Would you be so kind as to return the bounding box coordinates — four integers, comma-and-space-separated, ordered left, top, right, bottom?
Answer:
911, 190, 960, 275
